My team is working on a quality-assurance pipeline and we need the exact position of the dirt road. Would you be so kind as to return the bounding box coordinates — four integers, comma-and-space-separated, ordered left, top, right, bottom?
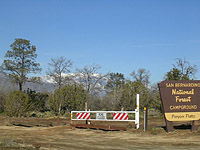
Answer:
1, 125, 200, 150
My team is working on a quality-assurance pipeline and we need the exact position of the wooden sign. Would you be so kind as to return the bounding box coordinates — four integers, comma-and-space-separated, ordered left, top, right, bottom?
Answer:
159, 80, 200, 132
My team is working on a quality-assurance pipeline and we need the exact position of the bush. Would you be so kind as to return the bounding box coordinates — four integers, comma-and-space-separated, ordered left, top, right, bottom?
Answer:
50, 84, 89, 115
29, 111, 55, 118
5, 90, 32, 117
26, 89, 49, 112
0, 91, 6, 113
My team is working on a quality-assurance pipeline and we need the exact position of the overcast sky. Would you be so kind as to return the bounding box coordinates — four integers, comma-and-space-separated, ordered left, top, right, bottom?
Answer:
0, 0, 200, 84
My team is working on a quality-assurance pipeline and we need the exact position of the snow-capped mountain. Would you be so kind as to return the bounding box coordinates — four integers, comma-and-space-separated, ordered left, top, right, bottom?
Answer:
0, 72, 108, 94
0, 71, 55, 93
41, 73, 108, 93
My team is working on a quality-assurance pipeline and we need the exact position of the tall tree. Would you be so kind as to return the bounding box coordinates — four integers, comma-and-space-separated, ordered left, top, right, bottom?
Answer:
76, 64, 108, 95
130, 68, 151, 110
46, 57, 72, 89
165, 68, 182, 80
105, 72, 125, 92
103, 73, 125, 110
150, 83, 163, 113
130, 68, 151, 87
165, 58, 197, 80
2, 38, 41, 91
117, 81, 148, 110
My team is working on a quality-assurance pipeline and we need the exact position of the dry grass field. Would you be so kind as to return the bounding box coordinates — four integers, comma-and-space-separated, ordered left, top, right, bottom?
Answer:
0, 115, 200, 150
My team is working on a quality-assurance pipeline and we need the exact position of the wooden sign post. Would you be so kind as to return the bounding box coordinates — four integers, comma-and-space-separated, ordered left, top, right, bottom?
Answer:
159, 80, 200, 132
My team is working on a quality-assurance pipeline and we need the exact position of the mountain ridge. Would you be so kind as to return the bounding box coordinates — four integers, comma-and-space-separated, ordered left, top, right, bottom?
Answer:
0, 72, 108, 93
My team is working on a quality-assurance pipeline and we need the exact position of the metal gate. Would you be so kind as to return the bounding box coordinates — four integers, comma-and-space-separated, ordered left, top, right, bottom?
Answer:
71, 94, 140, 129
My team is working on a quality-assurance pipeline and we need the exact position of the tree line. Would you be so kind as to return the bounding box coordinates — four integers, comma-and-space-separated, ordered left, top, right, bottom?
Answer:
0, 38, 198, 117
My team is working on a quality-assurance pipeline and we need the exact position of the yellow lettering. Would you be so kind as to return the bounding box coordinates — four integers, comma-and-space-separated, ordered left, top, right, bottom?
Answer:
169, 105, 197, 110
175, 96, 191, 102
175, 83, 200, 88
172, 89, 194, 95
166, 83, 174, 87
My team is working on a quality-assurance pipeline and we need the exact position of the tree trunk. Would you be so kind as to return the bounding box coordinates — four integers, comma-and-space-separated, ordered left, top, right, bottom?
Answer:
57, 102, 61, 125
19, 82, 22, 91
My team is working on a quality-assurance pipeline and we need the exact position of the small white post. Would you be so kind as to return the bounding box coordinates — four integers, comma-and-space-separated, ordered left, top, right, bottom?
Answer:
85, 102, 87, 111
136, 94, 139, 129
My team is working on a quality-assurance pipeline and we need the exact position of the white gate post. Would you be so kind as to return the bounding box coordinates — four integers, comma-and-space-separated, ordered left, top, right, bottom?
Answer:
136, 94, 139, 129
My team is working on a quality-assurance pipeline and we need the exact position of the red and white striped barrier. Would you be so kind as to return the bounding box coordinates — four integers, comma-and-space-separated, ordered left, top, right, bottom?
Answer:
77, 112, 90, 120
113, 112, 128, 120
71, 94, 140, 129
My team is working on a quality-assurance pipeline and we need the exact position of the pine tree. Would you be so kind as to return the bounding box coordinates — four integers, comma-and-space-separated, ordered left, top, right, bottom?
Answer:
2, 38, 42, 90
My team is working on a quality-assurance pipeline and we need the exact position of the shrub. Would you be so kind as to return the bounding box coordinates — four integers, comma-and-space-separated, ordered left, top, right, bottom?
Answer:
50, 84, 89, 115
26, 89, 49, 112
0, 91, 6, 113
5, 90, 32, 117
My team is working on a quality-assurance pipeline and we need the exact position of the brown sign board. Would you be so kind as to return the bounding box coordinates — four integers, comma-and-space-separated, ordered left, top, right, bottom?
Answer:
159, 80, 200, 132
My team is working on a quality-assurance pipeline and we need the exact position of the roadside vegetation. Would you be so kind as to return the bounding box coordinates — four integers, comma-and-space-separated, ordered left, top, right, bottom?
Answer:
0, 39, 199, 150
0, 38, 198, 118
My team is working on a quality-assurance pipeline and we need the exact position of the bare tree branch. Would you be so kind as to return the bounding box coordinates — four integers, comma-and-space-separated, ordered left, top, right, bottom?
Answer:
130, 68, 151, 87
46, 57, 73, 89
76, 64, 108, 95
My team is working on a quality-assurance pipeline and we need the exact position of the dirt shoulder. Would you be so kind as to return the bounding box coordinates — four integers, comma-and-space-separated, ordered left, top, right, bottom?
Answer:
1, 125, 200, 150
0, 116, 200, 150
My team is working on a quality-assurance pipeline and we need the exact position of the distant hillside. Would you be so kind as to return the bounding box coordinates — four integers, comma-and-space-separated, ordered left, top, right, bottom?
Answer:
0, 71, 55, 93
0, 72, 108, 94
